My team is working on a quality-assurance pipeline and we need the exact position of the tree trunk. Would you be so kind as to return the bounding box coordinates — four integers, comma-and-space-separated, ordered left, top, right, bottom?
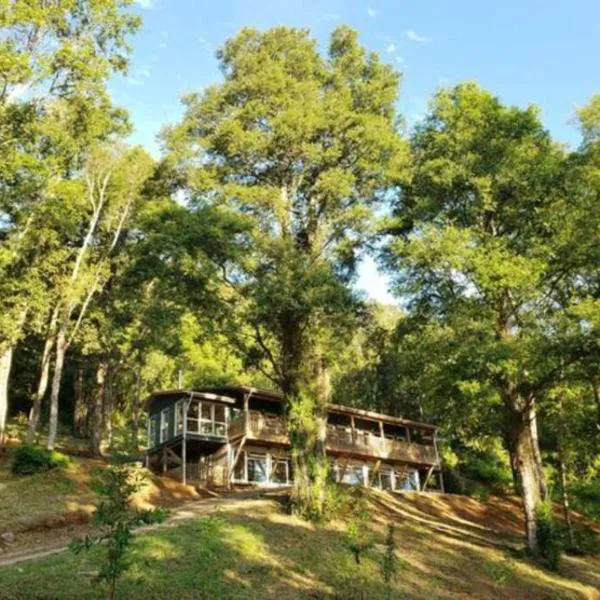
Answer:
47, 324, 68, 450
132, 368, 141, 450
558, 436, 575, 548
27, 329, 56, 444
0, 345, 14, 446
103, 366, 114, 448
528, 399, 548, 501
89, 360, 107, 456
591, 378, 600, 429
504, 382, 542, 554
73, 364, 87, 436
288, 354, 329, 521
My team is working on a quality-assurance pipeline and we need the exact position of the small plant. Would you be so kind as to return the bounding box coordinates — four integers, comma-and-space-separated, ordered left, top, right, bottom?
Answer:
70, 464, 168, 600
381, 522, 398, 596
536, 501, 561, 571
345, 490, 374, 565
11, 444, 70, 475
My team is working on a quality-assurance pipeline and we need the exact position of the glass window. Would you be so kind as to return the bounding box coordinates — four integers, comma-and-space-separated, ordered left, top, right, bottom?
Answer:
176, 400, 184, 434
214, 404, 226, 423
160, 408, 169, 443
341, 466, 364, 486
187, 401, 199, 433
271, 459, 289, 484
149, 416, 157, 447
380, 469, 394, 490
247, 453, 268, 483
201, 403, 212, 420
233, 451, 246, 481
398, 470, 420, 491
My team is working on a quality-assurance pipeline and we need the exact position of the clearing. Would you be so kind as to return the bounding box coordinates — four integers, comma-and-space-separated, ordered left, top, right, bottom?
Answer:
0, 452, 599, 599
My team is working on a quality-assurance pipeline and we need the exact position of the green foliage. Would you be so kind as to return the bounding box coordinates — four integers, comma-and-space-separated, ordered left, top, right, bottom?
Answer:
344, 489, 374, 565
70, 464, 168, 600
11, 444, 70, 475
570, 480, 600, 521
536, 501, 562, 571
380, 522, 398, 594
461, 452, 513, 492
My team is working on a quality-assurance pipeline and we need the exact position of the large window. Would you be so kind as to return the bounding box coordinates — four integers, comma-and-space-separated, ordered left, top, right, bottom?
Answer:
232, 451, 291, 485
160, 408, 169, 443
341, 465, 365, 486
149, 416, 157, 447
247, 453, 268, 483
184, 401, 227, 437
398, 470, 420, 491
379, 468, 394, 491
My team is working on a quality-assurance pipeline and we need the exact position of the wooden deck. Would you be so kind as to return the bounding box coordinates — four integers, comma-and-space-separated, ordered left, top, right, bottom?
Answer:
228, 411, 439, 466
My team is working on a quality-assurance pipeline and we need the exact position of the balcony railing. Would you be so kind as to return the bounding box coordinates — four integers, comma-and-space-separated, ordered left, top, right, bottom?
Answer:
227, 411, 438, 466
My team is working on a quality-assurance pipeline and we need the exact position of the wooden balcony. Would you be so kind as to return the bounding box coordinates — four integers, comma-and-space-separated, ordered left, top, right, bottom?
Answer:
227, 411, 439, 466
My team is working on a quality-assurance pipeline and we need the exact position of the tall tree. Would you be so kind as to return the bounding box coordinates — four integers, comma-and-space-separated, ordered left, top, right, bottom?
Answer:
384, 82, 566, 551
0, 0, 140, 444
165, 26, 406, 518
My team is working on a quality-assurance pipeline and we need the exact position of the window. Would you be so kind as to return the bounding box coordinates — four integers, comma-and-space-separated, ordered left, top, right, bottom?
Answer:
271, 459, 290, 484
187, 401, 200, 433
160, 408, 169, 443
175, 400, 184, 434
149, 416, 157, 447
214, 404, 226, 436
341, 466, 364, 486
233, 452, 246, 481
247, 453, 268, 483
397, 470, 420, 491
379, 468, 394, 491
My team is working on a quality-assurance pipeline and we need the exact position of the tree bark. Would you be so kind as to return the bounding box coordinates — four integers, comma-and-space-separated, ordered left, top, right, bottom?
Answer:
591, 378, 600, 429
46, 324, 68, 450
288, 353, 329, 521
506, 391, 542, 554
558, 435, 575, 548
0, 345, 14, 446
27, 315, 57, 444
73, 364, 87, 436
528, 399, 548, 501
89, 360, 107, 456
103, 366, 114, 448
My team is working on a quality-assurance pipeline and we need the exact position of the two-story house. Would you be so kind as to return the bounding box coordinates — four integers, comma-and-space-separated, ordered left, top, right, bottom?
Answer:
145, 385, 444, 492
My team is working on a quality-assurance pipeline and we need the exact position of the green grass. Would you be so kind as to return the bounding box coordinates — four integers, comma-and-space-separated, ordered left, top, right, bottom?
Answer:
1, 494, 599, 600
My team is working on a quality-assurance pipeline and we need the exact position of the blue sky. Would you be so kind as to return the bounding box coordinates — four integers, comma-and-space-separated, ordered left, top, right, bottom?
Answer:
112, 0, 600, 304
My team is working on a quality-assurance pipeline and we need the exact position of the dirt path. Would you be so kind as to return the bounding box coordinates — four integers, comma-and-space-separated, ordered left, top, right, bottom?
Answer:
0, 491, 277, 568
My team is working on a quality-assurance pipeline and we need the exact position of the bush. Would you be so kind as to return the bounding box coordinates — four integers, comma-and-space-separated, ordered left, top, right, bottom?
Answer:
536, 501, 561, 571
570, 480, 600, 521
11, 444, 70, 475
462, 454, 512, 491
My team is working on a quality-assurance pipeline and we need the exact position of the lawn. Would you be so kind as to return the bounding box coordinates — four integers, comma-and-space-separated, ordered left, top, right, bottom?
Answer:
1, 491, 599, 599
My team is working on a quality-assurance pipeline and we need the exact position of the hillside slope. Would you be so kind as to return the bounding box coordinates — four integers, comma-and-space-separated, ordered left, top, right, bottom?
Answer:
0, 486, 599, 599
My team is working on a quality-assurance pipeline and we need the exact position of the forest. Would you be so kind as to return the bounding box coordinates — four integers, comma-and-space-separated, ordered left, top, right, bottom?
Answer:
2, 0, 600, 561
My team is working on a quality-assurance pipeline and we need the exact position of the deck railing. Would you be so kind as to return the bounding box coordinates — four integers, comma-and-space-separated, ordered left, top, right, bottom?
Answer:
227, 411, 438, 466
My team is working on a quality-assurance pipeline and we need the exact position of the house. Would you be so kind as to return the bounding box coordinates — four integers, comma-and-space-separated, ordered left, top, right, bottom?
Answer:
145, 385, 444, 492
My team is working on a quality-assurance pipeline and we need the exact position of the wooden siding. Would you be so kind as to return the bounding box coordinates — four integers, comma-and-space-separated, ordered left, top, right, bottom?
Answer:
228, 411, 438, 466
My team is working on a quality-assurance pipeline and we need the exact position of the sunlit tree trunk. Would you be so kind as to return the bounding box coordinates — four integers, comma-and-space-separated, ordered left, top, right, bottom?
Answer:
132, 368, 141, 449
27, 307, 59, 443
89, 359, 107, 456
0, 345, 14, 446
47, 323, 68, 449
528, 399, 548, 501
505, 384, 542, 554
103, 365, 114, 448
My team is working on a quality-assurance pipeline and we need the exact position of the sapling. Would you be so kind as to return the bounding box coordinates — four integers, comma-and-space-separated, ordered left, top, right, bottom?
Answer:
70, 464, 168, 600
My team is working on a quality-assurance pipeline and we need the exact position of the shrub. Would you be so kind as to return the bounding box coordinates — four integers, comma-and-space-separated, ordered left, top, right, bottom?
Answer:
70, 464, 169, 600
381, 522, 398, 597
11, 444, 70, 475
462, 454, 512, 491
536, 501, 561, 571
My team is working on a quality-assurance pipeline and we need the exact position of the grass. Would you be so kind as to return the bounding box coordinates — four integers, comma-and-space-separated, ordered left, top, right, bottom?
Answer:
1, 490, 599, 600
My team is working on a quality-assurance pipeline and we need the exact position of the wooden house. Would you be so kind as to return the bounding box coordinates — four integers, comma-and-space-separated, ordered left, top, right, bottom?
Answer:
145, 385, 444, 492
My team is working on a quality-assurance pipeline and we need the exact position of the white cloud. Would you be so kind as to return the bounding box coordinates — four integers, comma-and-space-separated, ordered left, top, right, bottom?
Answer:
386, 43, 396, 53
126, 77, 142, 87
406, 29, 431, 43
138, 65, 151, 78
322, 13, 340, 22
396, 56, 404, 64
135, 0, 154, 8
367, 7, 378, 18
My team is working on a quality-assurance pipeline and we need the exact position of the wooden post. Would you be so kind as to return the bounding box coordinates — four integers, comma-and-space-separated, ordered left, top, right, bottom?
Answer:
243, 392, 250, 436
422, 465, 435, 492
162, 446, 167, 474
433, 431, 445, 492
379, 420, 384, 438
182, 397, 188, 485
